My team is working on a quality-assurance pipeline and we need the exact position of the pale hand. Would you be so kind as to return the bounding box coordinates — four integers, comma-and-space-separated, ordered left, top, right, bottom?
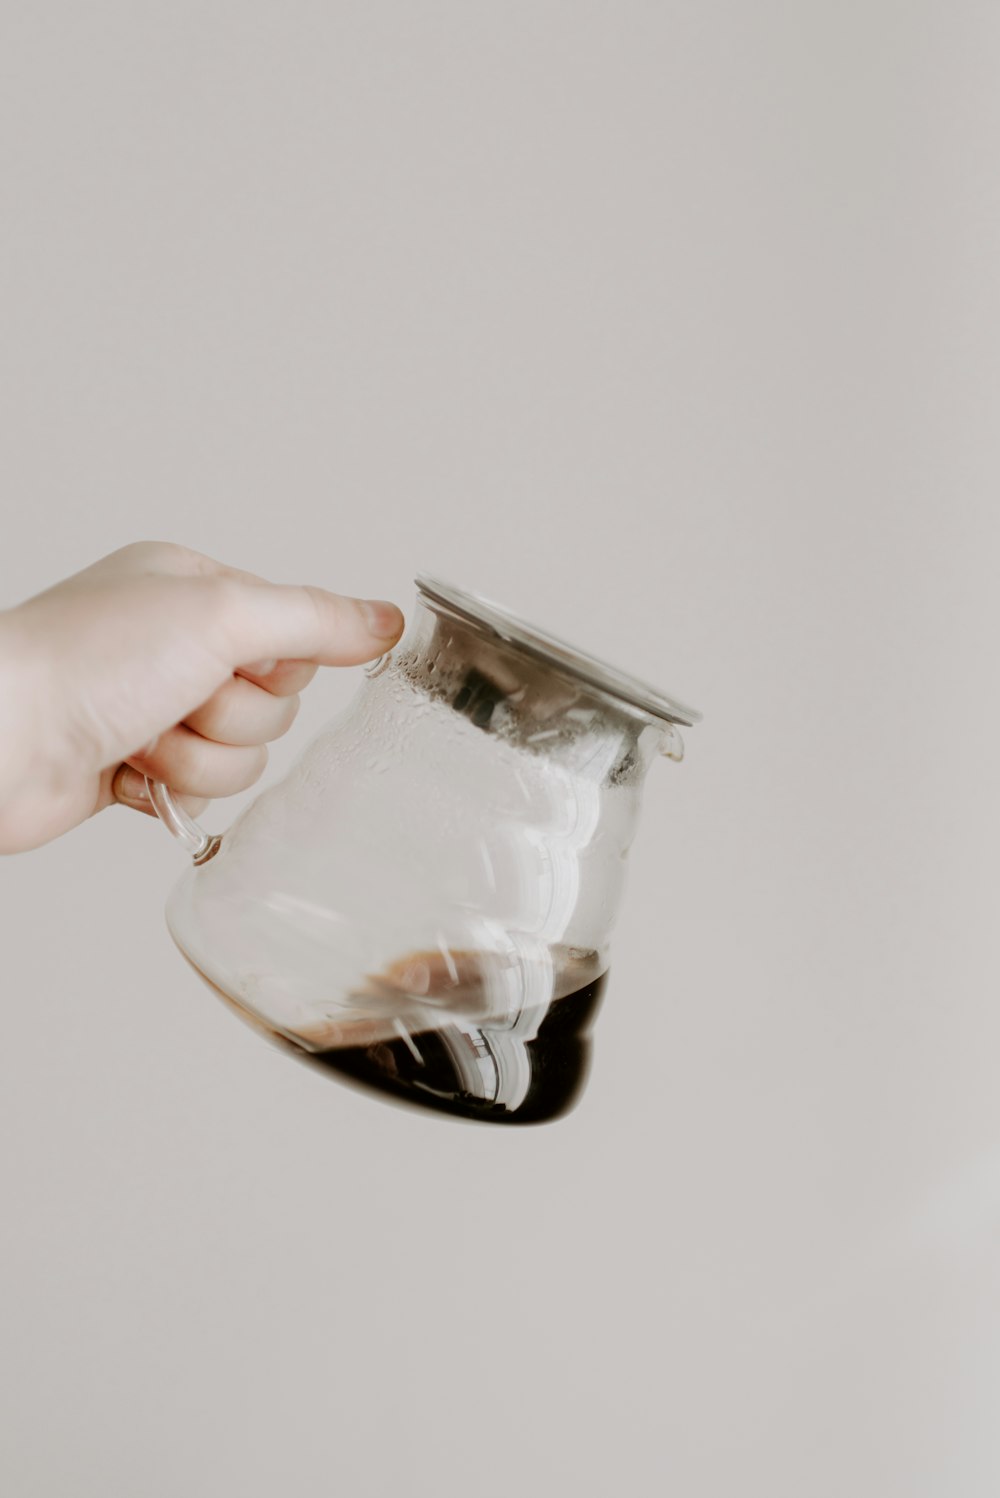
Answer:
0, 542, 404, 854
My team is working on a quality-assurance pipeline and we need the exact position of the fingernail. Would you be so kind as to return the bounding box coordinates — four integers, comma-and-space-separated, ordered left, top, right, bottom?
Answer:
360, 600, 404, 640
115, 767, 150, 804
243, 659, 277, 677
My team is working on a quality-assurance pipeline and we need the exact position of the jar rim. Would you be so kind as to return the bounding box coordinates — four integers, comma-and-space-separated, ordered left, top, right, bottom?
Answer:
415, 574, 701, 728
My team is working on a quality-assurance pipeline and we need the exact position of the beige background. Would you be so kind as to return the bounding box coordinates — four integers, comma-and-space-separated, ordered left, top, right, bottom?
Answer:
1, 4, 998, 1494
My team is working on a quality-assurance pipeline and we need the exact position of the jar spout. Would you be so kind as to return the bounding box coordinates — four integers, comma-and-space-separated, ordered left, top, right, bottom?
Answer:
658, 724, 685, 763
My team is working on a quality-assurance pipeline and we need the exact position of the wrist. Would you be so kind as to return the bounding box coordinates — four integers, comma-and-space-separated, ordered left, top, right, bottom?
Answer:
0, 607, 46, 810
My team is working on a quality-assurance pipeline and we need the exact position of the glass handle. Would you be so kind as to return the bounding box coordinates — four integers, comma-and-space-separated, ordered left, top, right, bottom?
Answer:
145, 778, 223, 865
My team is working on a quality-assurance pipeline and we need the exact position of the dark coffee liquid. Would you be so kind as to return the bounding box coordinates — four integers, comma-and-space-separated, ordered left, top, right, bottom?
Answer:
299, 972, 608, 1125
180, 946, 608, 1126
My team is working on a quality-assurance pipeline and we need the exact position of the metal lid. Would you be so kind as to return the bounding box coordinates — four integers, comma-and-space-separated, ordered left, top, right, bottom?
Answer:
415, 575, 701, 729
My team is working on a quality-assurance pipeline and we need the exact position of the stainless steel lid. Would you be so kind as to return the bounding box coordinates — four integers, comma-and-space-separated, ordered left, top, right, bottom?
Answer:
416, 575, 701, 729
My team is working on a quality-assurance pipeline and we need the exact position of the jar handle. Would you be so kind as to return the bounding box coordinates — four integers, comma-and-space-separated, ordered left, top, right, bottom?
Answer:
145, 778, 223, 865
143, 651, 396, 865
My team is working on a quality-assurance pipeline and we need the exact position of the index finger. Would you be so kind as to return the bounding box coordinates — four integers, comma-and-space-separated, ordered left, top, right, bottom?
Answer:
204, 578, 405, 670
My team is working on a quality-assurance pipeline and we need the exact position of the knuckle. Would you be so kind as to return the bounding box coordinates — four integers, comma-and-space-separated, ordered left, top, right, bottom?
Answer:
115, 540, 195, 569
273, 695, 300, 739
170, 732, 211, 792
115, 539, 163, 561
103, 539, 173, 577
210, 686, 242, 741
298, 584, 344, 642
267, 660, 314, 696
196, 576, 248, 644
205, 573, 243, 611
240, 744, 269, 789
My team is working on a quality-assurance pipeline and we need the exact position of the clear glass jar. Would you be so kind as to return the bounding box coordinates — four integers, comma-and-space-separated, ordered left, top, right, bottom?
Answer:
152, 577, 700, 1123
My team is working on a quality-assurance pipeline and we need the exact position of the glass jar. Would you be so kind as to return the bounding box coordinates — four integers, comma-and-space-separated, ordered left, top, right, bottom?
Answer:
150, 576, 700, 1123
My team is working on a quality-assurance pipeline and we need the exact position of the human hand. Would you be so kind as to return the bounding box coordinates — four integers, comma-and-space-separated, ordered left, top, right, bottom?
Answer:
0, 541, 404, 854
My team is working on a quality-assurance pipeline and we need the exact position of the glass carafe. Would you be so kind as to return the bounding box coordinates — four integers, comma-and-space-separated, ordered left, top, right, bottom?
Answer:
150, 577, 700, 1123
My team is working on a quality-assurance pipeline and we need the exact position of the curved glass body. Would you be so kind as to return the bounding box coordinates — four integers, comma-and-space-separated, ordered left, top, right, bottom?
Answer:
163, 580, 699, 1123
